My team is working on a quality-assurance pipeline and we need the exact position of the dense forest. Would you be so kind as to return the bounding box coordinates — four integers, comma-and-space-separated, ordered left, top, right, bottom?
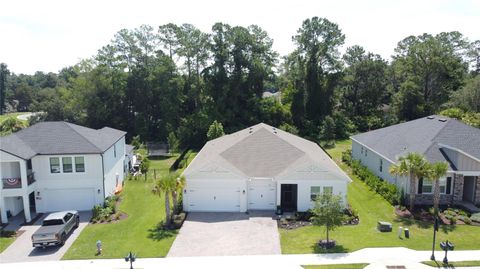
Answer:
1, 17, 479, 148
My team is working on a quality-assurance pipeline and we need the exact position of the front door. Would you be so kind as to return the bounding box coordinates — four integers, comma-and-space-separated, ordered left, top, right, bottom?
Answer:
281, 184, 297, 212
463, 176, 476, 203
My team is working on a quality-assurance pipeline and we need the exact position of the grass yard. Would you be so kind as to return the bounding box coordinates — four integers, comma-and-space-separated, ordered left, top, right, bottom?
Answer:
302, 264, 369, 269
422, 260, 480, 267
63, 155, 187, 259
280, 139, 480, 254
0, 237, 16, 253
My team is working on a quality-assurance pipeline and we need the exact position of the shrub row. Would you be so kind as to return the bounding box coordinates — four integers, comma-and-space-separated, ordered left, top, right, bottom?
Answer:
349, 159, 400, 205
92, 195, 120, 223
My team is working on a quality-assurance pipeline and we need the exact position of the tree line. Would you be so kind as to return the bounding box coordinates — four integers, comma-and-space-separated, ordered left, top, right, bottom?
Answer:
1, 17, 479, 148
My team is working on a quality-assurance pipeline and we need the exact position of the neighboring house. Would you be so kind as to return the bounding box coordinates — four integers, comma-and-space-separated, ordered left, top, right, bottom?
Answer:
182, 123, 351, 213
124, 144, 135, 174
262, 91, 281, 103
0, 121, 126, 224
351, 115, 480, 206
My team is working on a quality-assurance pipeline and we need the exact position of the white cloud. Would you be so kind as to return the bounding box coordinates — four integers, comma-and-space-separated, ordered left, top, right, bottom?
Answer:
1, 0, 479, 74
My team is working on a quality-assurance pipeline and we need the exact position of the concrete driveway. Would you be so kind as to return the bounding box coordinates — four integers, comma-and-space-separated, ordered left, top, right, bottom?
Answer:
167, 211, 281, 257
0, 211, 91, 263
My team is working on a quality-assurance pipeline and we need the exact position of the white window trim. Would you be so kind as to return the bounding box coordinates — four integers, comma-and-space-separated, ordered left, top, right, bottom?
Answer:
74, 156, 86, 173
50, 157, 61, 174
310, 186, 321, 201
421, 177, 449, 195
50, 155, 86, 174
62, 156, 73, 173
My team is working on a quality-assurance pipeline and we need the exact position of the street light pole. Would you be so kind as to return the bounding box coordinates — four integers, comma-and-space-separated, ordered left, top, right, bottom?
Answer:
431, 217, 438, 260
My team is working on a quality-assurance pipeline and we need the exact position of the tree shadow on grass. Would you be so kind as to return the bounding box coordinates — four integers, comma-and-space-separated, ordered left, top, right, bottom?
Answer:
147, 222, 178, 241
312, 241, 349, 254
393, 216, 432, 229
425, 260, 456, 268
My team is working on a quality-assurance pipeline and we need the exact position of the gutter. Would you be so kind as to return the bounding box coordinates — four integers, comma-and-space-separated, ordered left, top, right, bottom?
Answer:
101, 153, 106, 204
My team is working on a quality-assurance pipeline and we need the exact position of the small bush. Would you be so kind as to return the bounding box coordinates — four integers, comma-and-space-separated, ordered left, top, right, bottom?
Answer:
341, 149, 352, 165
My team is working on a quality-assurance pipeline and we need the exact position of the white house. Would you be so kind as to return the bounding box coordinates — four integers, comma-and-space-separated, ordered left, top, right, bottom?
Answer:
0, 121, 126, 224
182, 123, 351, 212
351, 115, 480, 207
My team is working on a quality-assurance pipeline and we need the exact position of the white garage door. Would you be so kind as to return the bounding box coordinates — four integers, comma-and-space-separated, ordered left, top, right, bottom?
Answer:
44, 188, 96, 212
248, 179, 276, 210
186, 184, 241, 212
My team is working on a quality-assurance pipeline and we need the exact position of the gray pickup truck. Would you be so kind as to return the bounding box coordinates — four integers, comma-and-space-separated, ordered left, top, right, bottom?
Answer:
31, 211, 79, 248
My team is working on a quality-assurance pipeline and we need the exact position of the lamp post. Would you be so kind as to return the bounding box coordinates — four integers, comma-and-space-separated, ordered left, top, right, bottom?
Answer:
125, 251, 136, 269
439, 240, 454, 264
430, 217, 439, 260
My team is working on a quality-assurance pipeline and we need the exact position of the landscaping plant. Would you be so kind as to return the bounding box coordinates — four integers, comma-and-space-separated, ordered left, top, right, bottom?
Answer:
311, 192, 345, 248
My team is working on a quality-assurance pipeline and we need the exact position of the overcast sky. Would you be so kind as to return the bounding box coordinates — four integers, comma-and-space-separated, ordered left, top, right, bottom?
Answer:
1, 0, 479, 74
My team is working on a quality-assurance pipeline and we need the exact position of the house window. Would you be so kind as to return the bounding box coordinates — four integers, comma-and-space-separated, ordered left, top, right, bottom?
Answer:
365, 149, 368, 157
50, 157, 60, 173
419, 177, 449, 194
310, 186, 321, 201
75, 157, 85, 172
62, 157, 73, 173
323, 186, 333, 194
361, 147, 364, 155
379, 159, 383, 172
421, 178, 433, 193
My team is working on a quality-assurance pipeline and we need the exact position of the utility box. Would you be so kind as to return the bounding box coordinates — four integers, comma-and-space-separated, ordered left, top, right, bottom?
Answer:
377, 221, 392, 232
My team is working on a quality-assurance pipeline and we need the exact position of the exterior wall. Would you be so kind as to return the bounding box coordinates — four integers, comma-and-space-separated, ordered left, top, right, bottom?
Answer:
32, 154, 104, 213
276, 179, 347, 212
1, 162, 20, 178
103, 137, 126, 197
351, 140, 397, 184
4, 197, 23, 216
413, 194, 453, 205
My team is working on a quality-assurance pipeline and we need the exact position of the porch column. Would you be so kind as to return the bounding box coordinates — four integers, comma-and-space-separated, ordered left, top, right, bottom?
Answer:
0, 197, 8, 224
22, 195, 31, 223
19, 160, 28, 188
276, 181, 281, 207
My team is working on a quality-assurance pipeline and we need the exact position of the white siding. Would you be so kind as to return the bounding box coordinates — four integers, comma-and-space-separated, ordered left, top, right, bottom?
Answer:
32, 154, 104, 213
103, 137, 126, 198
4, 197, 23, 216
1, 162, 20, 178
183, 179, 246, 212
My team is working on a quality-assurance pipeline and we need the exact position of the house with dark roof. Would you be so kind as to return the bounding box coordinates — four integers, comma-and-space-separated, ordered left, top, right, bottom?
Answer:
0, 122, 126, 224
351, 115, 480, 207
182, 123, 351, 213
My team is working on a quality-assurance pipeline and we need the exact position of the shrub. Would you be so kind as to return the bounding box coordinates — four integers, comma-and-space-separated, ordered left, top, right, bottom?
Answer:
92, 205, 103, 222
341, 149, 352, 165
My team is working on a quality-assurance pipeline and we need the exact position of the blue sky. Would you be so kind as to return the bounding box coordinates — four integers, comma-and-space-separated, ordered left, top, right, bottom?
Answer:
1, 0, 479, 74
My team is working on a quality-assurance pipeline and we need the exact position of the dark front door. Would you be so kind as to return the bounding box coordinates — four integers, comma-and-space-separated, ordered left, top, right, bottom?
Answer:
281, 184, 298, 212
463, 176, 476, 203
29, 192, 36, 211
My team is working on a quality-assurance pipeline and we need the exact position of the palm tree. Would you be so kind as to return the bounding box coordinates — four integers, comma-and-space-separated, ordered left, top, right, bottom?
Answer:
389, 152, 428, 211
171, 173, 186, 215
426, 162, 449, 215
152, 174, 176, 227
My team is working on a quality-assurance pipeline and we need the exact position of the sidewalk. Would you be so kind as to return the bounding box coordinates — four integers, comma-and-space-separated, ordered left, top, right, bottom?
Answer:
1, 247, 479, 269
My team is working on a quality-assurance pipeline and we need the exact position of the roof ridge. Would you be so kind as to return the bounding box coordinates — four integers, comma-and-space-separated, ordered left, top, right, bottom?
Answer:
63, 122, 103, 152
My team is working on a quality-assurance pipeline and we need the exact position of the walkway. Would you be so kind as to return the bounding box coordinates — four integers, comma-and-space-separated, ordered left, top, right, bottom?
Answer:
1, 248, 479, 269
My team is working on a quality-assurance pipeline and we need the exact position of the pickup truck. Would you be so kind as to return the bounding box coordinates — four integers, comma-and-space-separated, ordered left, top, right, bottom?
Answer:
32, 211, 79, 248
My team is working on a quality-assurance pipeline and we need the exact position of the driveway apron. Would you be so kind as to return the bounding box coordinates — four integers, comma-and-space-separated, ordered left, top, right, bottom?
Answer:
167, 211, 281, 257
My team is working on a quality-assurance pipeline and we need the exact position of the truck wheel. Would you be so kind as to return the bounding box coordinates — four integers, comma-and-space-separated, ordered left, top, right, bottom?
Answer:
74, 216, 80, 228
60, 233, 66, 246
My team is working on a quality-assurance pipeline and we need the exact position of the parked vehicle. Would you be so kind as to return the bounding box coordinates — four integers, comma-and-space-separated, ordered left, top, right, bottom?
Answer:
31, 211, 79, 248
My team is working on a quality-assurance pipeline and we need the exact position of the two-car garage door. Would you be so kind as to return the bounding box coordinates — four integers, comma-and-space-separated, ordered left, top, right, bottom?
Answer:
185, 181, 241, 212
43, 188, 96, 212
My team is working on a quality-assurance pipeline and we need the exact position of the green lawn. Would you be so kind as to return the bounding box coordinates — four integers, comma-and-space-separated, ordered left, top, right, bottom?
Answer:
280, 139, 480, 254
62, 156, 183, 259
422, 260, 480, 267
0, 237, 16, 253
302, 264, 369, 269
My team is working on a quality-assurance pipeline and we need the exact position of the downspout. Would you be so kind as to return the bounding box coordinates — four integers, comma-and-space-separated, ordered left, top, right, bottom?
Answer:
101, 153, 106, 205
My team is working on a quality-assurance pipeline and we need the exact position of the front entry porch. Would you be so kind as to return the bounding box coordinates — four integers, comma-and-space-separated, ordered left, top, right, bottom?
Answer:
0, 190, 36, 224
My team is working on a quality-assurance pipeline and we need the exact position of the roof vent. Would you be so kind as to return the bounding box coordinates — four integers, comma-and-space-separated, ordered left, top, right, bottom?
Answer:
427, 116, 435, 120
438, 118, 447, 122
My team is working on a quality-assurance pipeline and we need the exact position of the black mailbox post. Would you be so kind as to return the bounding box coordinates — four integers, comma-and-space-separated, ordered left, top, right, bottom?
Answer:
439, 240, 454, 264
125, 251, 136, 269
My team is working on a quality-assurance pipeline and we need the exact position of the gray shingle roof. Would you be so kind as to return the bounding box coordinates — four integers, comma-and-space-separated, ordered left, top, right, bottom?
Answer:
351, 115, 480, 168
0, 122, 126, 159
184, 123, 351, 181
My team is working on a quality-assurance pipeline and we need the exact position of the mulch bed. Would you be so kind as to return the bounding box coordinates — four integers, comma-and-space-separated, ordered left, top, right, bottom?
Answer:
277, 220, 312, 229
395, 207, 413, 218
91, 211, 128, 225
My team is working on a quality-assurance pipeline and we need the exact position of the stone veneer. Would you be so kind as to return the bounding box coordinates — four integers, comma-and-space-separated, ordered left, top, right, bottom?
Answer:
475, 176, 480, 206
452, 174, 464, 202
414, 194, 453, 205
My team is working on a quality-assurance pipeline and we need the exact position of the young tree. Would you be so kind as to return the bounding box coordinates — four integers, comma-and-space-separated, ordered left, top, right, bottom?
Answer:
207, 120, 225, 140
167, 132, 180, 154
171, 173, 186, 215
0, 63, 9, 115
310, 192, 345, 248
425, 162, 449, 215
389, 152, 429, 211
0, 117, 25, 136
152, 173, 176, 227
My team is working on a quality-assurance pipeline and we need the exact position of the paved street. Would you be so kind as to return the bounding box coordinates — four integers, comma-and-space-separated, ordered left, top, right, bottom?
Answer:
1, 247, 480, 269
0, 211, 92, 263
167, 211, 281, 257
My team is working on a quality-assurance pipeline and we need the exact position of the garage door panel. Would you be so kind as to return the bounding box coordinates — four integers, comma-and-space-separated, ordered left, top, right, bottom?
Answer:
187, 187, 241, 212
44, 188, 95, 212
248, 180, 276, 210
